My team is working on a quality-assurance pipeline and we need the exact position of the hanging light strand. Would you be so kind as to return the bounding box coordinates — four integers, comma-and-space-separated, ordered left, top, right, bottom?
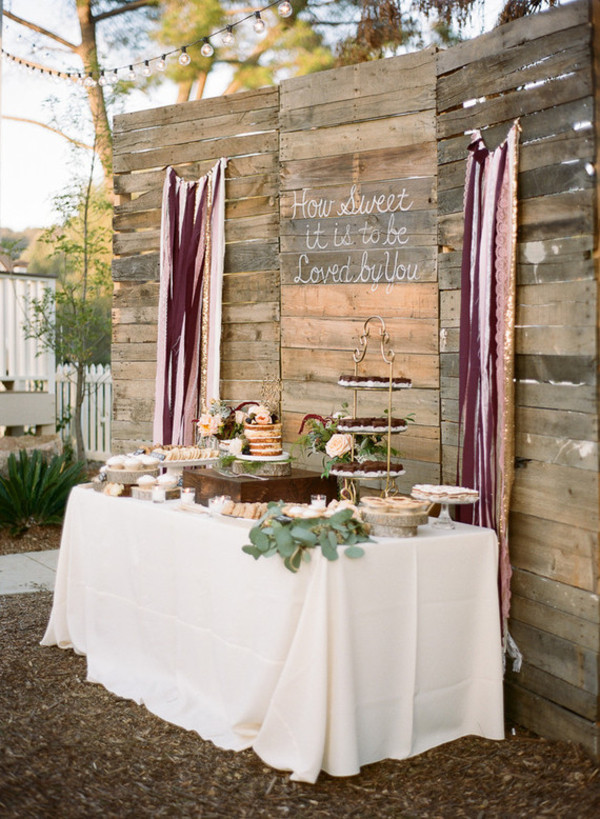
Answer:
0, 1, 295, 85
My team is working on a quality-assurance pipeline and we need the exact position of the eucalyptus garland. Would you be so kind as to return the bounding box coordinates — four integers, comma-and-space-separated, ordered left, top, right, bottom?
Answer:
242, 501, 371, 573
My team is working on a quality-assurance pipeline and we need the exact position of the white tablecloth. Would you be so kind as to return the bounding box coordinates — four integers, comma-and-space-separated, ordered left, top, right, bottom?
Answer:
42, 486, 504, 783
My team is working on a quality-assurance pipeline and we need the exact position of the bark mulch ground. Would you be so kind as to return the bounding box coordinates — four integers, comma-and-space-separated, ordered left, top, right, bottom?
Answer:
1, 528, 599, 818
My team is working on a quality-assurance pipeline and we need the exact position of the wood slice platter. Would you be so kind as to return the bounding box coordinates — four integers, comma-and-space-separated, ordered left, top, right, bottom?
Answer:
363, 507, 429, 538
231, 459, 292, 477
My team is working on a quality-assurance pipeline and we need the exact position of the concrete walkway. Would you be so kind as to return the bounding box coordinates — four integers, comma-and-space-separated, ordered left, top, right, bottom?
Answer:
0, 550, 59, 595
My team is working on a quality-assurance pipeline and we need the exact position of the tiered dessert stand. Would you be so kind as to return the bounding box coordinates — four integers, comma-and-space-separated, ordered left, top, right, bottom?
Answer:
333, 315, 411, 503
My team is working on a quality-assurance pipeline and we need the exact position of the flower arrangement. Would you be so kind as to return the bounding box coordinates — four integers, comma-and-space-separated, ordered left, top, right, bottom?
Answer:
243, 403, 279, 426
295, 404, 401, 478
195, 399, 248, 442
243, 500, 371, 573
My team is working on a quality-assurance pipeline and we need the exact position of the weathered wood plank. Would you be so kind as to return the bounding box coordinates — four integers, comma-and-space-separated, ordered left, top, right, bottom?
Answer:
511, 461, 599, 530
221, 321, 279, 343
436, 1, 589, 75
437, 26, 591, 112
438, 67, 592, 141
114, 86, 279, 133
114, 106, 279, 154
438, 132, 594, 192
515, 431, 597, 471
280, 111, 436, 163
221, 358, 279, 381
112, 342, 158, 362
280, 247, 437, 286
515, 354, 597, 385
221, 341, 280, 362
516, 325, 596, 357
112, 252, 160, 281
222, 301, 279, 324
280, 143, 437, 190
438, 97, 594, 166
113, 131, 278, 174
507, 619, 598, 694
282, 380, 439, 427
281, 317, 438, 354
280, 283, 438, 319
281, 348, 437, 389
281, 46, 436, 110
511, 566, 599, 624
505, 681, 599, 758
114, 153, 279, 197
515, 380, 597, 415
223, 270, 280, 304
505, 661, 598, 722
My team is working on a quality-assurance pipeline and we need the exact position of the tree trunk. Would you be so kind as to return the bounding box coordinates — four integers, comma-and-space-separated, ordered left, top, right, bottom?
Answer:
74, 361, 87, 466
75, 0, 113, 181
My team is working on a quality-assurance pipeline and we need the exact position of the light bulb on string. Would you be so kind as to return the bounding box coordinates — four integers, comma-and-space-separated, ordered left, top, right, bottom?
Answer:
278, 2, 293, 17
126, 64, 137, 81
200, 38, 214, 58
179, 47, 191, 66
156, 55, 166, 72
253, 12, 266, 34
98, 70, 107, 86
141, 60, 152, 77
83, 73, 96, 88
222, 26, 234, 46
108, 69, 119, 85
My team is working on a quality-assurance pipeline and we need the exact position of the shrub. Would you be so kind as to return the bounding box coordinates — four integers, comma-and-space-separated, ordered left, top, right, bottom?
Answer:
0, 450, 87, 535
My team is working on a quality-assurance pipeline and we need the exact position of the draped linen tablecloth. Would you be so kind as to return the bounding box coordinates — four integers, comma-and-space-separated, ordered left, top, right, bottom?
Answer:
42, 486, 505, 783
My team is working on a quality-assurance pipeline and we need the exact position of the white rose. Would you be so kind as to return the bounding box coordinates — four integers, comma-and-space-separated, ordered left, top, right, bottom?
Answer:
325, 433, 353, 458
229, 437, 243, 456
235, 410, 247, 425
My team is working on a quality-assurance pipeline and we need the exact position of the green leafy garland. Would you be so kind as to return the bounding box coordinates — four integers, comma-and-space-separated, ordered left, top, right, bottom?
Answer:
243, 501, 371, 573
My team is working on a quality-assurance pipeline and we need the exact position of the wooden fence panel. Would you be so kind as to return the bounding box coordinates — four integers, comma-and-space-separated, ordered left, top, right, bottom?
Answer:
437, 0, 599, 753
112, 87, 280, 451
279, 47, 439, 493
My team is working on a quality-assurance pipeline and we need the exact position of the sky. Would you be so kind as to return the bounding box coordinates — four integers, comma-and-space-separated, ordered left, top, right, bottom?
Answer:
0, 0, 508, 235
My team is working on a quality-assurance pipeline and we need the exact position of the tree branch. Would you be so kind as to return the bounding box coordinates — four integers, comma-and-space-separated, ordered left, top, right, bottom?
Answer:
1, 116, 94, 151
2, 10, 78, 51
93, 0, 159, 23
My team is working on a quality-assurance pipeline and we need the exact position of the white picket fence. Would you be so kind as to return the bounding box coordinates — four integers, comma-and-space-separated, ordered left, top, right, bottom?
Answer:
55, 363, 113, 461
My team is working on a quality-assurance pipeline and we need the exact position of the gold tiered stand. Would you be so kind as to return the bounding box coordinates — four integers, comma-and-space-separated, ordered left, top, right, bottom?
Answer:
337, 315, 409, 503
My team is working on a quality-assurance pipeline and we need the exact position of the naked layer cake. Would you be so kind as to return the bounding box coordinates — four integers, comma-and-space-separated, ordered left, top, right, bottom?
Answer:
243, 421, 283, 457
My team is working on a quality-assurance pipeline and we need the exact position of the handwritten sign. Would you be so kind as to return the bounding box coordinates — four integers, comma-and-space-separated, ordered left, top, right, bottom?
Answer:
290, 184, 422, 293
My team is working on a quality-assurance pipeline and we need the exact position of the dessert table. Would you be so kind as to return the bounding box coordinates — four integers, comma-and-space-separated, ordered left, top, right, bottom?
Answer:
42, 486, 505, 783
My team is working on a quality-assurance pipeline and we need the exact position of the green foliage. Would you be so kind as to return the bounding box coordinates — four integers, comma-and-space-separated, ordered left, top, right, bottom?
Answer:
0, 450, 87, 536
242, 501, 371, 572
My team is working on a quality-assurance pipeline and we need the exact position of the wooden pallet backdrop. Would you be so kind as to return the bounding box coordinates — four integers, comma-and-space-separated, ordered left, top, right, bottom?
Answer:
279, 46, 439, 493
436, 0, 599, 755
112, 87, 280, 450
111, 0, 599, 757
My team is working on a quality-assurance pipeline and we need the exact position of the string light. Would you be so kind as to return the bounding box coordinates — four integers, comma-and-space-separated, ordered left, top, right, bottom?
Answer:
1, 1, 301, 86
200, 38, 214, 58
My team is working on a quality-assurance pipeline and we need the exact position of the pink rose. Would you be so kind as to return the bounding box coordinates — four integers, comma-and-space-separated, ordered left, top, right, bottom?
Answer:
254, 411, 272, 425
325, 433, 353, 458
197, 413, 221, 437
